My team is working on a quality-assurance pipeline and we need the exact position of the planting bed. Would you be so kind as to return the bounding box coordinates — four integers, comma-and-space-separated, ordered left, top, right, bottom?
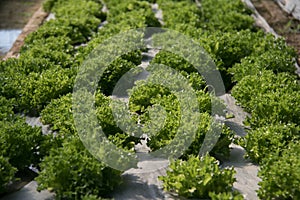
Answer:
0, 0, 300, 200
252, 0, 300, 65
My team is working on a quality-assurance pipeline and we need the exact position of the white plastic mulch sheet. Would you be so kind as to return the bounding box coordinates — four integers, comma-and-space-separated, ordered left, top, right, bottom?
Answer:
275, 0, 300, 20
0, 29, 21, 55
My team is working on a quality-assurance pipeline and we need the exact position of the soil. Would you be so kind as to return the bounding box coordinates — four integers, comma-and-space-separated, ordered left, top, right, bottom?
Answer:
252, 0, 300, 62
0, 0, 46, 59
0, 0, 44, 29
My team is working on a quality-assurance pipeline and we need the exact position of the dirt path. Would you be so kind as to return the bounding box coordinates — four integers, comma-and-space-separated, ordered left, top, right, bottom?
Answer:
0, 0, 44, 29
252, 0, 300, 64
0, 0, 46, 59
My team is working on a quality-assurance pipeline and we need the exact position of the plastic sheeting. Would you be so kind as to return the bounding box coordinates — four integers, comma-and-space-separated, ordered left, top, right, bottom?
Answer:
242, 0, 279, 37
0, 29, 21, 55
275, 0, 300, 20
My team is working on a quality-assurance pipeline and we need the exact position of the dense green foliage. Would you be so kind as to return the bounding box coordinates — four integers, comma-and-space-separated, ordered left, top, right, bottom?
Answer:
41, 93, 75, 137
231, 69, 300, 199
0, 0, 123, 197
157, 0, 254, 32
128, 83, 181, 149
95, 91, 140, 150
155, 1, 299, 199
36, 137, 122, 200
99, 59, 138, 95
258, 142, 300, 199
128, 73, 231, 158
0, 0, 107, 115
157, 1, 202, 29
41, 0, 106, 44
0, 156, 16, 193
0, 0, 299, 198
182, 114, 233, 160
151, 50, 199, 74
200, 0, 254, 31
241, 123, 300, 164
209, 191, 244, 200
232, 71, 300, 128
159, 155, 237, 199
229, 49, 296, 82
0, 96, 14, 121
0, 118, 47, 170
81, 195, 111, 200
107, 1, 160, 27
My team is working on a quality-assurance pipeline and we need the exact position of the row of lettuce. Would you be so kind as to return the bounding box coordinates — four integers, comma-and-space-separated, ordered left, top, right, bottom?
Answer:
0, 0, 299, 199
154, 0, 299, 199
